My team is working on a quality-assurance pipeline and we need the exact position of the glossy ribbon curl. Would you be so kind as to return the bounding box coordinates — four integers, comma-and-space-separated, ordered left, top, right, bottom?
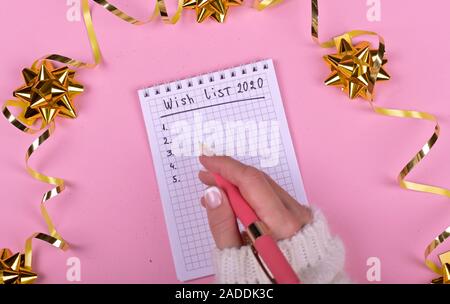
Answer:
92, 0, 183, 24
253, 0, 283, 11
1, 88, 69, 285
1, 0, 100, 284
312, 0, 450, 283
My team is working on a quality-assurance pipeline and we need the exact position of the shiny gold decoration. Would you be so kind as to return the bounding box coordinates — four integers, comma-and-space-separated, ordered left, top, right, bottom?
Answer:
13, 61, 83, 126
0, 233, 68, 284
0, 249, 36, 284
92, 0, 184, 25
432, 251, 450, 284
371, 105, 450, 198
253, 0, 283, 10
312, 0, 450, 281
183, 0, 243, 23
425, 228, 450, 284
32, 0, 102, 69
323, 35, 390, 100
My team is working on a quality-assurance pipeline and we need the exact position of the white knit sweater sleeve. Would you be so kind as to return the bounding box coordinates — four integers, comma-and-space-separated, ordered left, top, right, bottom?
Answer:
212, 208, 349, 284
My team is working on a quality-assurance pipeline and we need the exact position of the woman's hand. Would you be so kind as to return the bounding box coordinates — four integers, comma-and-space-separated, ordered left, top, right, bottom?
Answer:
198, 155, 312, 250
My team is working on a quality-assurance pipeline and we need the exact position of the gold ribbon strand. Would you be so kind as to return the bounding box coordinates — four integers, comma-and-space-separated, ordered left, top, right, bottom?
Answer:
92, 0, 183, 25
253, 0, 284, 11
35, 0, 101, 69
311, 0, 450, 282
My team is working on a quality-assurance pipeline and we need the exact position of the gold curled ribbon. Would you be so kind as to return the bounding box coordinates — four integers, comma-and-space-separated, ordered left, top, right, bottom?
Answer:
23, 0, 102, 69
92, 0, 184, 25
0, 119, 69, 284
183, 0, 243, 23
1, 0, 100, 284
253, 0, 283, 11
33, 0, 101, 70
312, 0, 450, 282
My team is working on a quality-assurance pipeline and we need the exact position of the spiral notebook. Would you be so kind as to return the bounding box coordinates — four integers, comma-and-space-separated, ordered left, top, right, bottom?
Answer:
138, 59, 307, 281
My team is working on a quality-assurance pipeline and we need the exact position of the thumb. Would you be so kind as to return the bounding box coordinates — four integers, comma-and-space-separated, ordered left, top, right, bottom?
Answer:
202, 186, 242, 250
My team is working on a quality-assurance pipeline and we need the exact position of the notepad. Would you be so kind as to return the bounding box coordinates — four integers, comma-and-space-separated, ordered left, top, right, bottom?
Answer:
138, 59, 308, 281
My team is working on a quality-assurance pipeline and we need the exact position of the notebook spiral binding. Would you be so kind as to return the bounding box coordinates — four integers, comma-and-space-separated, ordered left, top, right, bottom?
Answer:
142, 60, 270, 98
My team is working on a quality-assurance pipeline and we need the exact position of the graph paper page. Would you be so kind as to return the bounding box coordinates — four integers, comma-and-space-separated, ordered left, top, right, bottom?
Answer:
138, 59, 308, 281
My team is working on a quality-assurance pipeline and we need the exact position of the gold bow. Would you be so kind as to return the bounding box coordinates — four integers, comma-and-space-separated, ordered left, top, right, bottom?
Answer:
431, 251, 450, 284
323, 34, 390, 100
0, 232, 69, 284
425, 228, 450, 284
12, 60, 83, 127
183, 0, 243, 23
0, 249, 36, 285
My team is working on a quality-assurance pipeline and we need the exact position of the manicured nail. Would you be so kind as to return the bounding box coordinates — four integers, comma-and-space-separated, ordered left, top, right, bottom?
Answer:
204, 187, 222, 209
200, 144, 215, 157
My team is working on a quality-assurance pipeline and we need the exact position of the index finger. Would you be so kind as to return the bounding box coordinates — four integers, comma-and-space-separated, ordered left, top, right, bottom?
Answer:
199, 155, 287, 221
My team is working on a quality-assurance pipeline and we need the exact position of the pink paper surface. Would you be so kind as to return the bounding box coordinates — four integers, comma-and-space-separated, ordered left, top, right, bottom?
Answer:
0, 0, 449, 284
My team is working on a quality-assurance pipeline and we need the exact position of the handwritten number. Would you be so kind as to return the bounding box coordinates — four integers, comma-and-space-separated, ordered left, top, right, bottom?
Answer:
237, 82, 248, 93
237, 79, 263, 93
257, 78, 263, 88
237, 83, 243, 93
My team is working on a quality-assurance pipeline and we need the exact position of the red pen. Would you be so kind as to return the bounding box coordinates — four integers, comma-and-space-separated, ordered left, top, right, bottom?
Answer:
213, 173, 301, 284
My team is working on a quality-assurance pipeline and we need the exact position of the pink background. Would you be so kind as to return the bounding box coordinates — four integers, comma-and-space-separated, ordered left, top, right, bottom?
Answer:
1, 0, 449, 284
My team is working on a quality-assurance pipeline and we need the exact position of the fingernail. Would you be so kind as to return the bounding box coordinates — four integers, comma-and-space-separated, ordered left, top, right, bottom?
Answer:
204, 187, 222, 209
200, 144, 215, 157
